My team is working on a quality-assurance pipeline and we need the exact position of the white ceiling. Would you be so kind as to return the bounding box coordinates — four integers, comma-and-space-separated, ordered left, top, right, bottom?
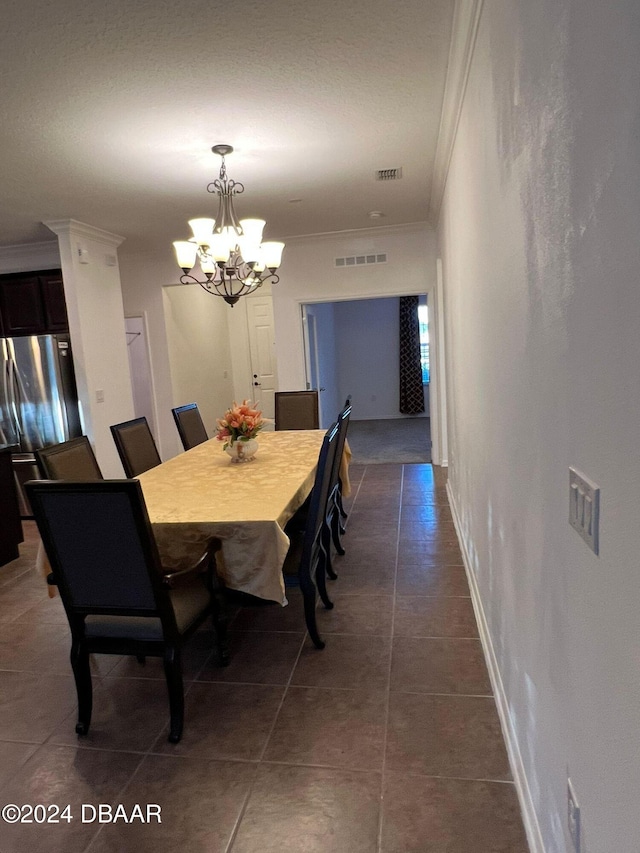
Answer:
0, 0, 456, 255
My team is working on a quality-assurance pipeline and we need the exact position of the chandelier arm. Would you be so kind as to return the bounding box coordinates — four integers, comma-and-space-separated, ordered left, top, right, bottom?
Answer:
207, 179, 245, 196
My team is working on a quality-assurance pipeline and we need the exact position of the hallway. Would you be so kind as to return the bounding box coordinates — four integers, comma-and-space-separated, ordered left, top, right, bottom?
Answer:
0, 463, 528, 852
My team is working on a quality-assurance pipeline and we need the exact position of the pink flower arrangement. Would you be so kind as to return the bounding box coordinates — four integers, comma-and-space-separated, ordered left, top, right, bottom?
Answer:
216, 400, 266, 449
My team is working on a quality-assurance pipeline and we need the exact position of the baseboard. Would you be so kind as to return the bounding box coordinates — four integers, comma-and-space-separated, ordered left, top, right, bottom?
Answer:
446, 481, 545, 853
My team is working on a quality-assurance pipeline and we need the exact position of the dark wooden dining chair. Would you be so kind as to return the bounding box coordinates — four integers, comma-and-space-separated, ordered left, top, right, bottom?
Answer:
172, 402, 209, 451
110, 416, 161, 477
285, 400, 352, 582
25, 478, 227, 744
274, 390, 319, 430
283, 421, 340, 649
334, 396, 352, 525
324, 400, 352, 580
36, 436, 103, 480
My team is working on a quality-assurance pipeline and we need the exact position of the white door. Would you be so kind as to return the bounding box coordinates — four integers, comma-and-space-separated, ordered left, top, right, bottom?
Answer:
246, 295, 278, 422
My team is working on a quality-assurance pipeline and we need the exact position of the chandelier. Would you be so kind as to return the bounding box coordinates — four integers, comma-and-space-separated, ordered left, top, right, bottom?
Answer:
173, 144, 285, 306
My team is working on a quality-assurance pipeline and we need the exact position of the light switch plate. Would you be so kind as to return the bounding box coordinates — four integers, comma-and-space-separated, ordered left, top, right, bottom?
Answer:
569, 467, 599, 555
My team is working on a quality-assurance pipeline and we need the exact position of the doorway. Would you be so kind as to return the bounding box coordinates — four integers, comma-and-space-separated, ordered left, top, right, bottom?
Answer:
245, 294, 278, 422
125, 315, 157, 437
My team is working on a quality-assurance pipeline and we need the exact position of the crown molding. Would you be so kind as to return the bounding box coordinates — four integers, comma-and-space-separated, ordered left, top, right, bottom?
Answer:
428, 0, 485, 226
0, 240, 60, 273
283, 221, 431, 244
43, 219, 125, 248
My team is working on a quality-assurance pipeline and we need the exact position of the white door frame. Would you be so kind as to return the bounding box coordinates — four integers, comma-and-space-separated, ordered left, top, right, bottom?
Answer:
296, 288, 448, 465
301, 304, 323, 426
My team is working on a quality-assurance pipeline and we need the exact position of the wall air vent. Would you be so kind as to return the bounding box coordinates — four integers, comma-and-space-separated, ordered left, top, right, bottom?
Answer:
335, 253, 387, 268
375, 167, 403, 181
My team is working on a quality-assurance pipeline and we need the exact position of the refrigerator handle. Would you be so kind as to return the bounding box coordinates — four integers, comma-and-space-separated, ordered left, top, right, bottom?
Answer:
7, 359, 22, 437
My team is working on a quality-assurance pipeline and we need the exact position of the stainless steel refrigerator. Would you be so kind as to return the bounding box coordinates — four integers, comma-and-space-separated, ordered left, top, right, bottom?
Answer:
0, 334, 82, 516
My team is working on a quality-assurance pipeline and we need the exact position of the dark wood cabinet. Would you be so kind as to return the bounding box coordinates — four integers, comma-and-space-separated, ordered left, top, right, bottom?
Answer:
0, 276, 46, 335
0, 269, 68, 335
0, 447, 23, 567
39, 272, 68, 331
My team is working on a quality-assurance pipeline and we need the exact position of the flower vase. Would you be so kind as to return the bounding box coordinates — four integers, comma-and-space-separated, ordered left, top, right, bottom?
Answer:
225, 438, 259, 463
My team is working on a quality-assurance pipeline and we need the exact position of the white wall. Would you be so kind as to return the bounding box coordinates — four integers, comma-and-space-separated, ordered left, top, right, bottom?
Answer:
438, 2, 640, 851
125, 315, 156, 436
118, 249, 183, 460
163, 284, 234, 439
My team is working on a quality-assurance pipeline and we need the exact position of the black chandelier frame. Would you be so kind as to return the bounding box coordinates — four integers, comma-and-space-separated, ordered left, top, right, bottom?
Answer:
177, 145, 281, 306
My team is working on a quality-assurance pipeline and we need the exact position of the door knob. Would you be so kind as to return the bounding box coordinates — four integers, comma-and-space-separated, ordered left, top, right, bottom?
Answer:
254, 381, 261, 386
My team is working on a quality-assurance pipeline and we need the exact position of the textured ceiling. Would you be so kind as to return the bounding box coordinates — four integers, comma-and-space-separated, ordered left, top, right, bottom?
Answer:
0, 0, 455, 254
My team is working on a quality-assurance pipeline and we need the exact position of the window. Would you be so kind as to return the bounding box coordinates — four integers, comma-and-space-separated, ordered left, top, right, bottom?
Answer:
417, 303, 429, 383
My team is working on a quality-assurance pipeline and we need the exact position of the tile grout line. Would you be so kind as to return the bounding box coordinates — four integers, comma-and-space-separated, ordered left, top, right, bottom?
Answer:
223, 630, 308, 853
80, 701, 167, 852
375, 462, 404, 853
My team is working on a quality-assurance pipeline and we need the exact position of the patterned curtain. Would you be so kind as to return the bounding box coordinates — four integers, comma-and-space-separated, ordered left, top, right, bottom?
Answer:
399, 296, 425, 415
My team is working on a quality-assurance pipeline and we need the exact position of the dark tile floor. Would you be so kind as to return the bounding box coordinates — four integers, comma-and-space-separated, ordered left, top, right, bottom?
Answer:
0, 464, 529, 852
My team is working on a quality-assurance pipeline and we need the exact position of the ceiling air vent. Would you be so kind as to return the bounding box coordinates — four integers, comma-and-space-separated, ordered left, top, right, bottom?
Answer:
375, 167, 403, 181
335, 253, 387, 268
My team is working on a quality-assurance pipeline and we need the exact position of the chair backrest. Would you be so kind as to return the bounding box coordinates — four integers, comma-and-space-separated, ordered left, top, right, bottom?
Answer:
172, 403, 208, 451
110, 417, 161, 478
25, 479, 177, 631
275, 390, 319, 431
328, 401, 352, 501
36, 436, 103, 481
300, 422, 339, 579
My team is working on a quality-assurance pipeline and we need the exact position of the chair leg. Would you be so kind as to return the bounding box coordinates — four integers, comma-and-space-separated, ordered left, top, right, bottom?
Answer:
337, 481, 348, 521
70, 637, 92, 736
315, 544, 334, 612
298, 569, 325, 650
330, 505, 346, 556
163, 646, 184, 744
302, 590, 325, 649
323, 521, 338, 580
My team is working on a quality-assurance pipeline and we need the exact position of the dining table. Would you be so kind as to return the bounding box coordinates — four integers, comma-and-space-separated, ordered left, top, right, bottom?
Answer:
136, 428, 351, 606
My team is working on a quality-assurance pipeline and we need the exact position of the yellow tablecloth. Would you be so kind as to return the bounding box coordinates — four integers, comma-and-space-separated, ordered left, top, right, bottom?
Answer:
39, 429, 351, 604
138, 429, 350, 605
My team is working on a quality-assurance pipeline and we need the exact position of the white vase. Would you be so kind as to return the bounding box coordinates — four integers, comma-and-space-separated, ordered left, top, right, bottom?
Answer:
225, 437, 259, 463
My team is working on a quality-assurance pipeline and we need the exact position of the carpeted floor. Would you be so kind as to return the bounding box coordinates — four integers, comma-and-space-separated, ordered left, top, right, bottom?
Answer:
347, 417, 431, 464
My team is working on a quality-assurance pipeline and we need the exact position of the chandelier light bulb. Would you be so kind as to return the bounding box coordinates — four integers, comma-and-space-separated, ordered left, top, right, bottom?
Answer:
209, 232, 231, 263
188, 218, 216, 247
238, 236, 261, 264
173, 240, 198, 270
261, 241, 285, 269
239, 218, 266, 245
